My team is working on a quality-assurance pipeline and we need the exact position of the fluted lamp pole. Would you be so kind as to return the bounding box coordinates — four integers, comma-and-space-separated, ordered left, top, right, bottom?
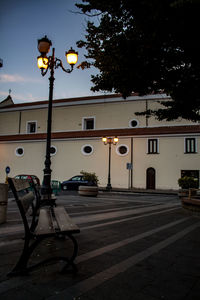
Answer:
102, 137, 119, 191
37, 36, 78, 204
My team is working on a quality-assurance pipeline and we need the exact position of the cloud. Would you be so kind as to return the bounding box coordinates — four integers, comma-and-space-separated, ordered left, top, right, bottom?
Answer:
0, 73, 41, 83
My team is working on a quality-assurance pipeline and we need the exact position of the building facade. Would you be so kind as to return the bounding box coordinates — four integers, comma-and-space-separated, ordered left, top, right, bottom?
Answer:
0, 93, 200, 190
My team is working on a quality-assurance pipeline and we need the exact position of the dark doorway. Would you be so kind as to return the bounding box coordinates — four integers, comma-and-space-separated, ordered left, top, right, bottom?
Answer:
146, 168, 156, 189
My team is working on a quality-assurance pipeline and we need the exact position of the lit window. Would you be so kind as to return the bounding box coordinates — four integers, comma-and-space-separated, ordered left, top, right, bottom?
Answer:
81, 144, 94, 155
15, 147, 24, 157
116, 144, 129, 156
129, 119, 139, 128
82, 117, 95, 130
27, 121, 37, 133
185, 138, 197, 153
148, 139, 159, 154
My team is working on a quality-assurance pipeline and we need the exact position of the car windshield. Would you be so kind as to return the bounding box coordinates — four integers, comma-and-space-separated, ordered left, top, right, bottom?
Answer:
21, 176, 29, 180
71, 176, 82, 181
15, 175, 40, 185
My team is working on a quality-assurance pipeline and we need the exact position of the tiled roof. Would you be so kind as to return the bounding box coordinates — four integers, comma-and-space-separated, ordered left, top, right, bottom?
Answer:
0, 92, 170, 111
0, 94, 126, 109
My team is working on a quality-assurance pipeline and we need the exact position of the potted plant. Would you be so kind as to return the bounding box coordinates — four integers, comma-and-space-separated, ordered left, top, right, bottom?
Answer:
178, 176, 198, 197
78, 170, 99, 196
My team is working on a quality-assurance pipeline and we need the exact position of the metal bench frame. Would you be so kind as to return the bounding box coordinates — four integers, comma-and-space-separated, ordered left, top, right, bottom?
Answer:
8, 177, 80, 276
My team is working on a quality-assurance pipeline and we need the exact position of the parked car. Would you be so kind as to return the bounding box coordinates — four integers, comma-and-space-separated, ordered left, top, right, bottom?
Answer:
61, 175, 90, 190
14, 174, 40, 187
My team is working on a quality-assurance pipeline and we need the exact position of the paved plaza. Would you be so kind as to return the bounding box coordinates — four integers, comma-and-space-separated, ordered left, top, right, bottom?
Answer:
0, 191, 200, 299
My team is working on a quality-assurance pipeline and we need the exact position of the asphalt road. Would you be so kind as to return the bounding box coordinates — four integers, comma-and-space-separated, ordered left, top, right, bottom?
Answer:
0, 191, 200, 300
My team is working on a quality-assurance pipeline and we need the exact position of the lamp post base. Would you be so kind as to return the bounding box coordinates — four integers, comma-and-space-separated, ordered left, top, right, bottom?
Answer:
40, 194, 57, 207
40, 186, 56, 206
106, 184, 112, 191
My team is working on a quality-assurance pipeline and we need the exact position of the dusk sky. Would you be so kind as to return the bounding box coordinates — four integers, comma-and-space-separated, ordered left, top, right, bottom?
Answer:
0, 0, 103, 104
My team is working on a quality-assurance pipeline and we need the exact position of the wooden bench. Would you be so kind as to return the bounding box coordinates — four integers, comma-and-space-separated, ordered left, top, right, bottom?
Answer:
8, 177, 80, 276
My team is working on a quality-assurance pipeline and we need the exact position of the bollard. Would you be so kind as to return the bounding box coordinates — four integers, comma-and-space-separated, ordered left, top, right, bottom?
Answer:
0, 183, 8, 224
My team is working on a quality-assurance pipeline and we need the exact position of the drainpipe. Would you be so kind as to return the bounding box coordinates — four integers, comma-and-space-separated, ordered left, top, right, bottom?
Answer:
131, 137, 133, 189
146, 100, 149, 127
18, 111, 21, 134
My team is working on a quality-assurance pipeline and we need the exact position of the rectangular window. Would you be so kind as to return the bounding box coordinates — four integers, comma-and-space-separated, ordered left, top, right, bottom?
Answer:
148, 139, 159, 154
185, 138, 197, 153
82, 117, 95, 130
27, 121, 37, 133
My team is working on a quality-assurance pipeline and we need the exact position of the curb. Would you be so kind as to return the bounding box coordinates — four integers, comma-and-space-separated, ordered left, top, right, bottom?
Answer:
99, 188, 178, 196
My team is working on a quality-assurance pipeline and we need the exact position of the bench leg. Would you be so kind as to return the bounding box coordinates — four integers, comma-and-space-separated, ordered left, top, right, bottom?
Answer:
60, 234, 78, 274
26, 234, 78, 274
7, 237, 43, 277
8, 234, 79, 276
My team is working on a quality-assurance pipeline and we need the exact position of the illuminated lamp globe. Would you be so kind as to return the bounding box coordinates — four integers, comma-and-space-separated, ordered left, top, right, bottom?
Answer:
113, 137, 119, 144
102, 137, 107, 145
66, 47, 78, 65
37, 56, 48, 69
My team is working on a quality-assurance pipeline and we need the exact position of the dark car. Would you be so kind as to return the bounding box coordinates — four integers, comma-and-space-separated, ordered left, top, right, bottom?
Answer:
15, 174, 40, 187
61, 175, 89, 190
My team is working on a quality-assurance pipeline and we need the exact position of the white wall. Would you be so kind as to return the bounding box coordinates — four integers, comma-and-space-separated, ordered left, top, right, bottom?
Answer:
1, 136, 199, 189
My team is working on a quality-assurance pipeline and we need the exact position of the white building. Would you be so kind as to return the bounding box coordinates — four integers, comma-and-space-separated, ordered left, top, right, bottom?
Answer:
0, 93, 200, 190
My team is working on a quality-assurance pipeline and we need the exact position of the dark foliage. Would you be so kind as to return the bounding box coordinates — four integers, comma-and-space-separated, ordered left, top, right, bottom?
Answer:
76, 0, 200, 121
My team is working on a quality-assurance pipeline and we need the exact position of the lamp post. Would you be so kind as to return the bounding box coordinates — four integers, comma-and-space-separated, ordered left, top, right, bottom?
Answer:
102, 137, 119, 191
37, 36, 78, 203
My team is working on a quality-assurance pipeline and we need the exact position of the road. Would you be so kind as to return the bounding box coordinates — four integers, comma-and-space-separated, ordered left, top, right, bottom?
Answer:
0, 191, 200, 299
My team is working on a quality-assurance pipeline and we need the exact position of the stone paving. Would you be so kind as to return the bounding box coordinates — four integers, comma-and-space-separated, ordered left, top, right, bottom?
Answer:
0, 191, 200, 300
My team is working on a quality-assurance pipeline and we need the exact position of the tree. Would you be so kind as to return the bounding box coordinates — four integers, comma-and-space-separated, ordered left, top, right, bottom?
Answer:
76, 0, 200, 121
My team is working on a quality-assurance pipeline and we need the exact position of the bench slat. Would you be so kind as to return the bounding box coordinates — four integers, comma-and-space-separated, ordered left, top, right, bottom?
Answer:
35, 208, 55, 235
53, 206, 80, 233
19, 191, 35, 213
12, 178, 30, 191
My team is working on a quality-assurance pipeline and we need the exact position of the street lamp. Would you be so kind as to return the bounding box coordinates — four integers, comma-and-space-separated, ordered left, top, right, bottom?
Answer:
37, 36, 78, 203
102, 137, 119, 191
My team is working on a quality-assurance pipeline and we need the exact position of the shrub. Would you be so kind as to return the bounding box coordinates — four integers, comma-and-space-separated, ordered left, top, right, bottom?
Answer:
178, 176, 198, 189
80, 170, 99, 186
